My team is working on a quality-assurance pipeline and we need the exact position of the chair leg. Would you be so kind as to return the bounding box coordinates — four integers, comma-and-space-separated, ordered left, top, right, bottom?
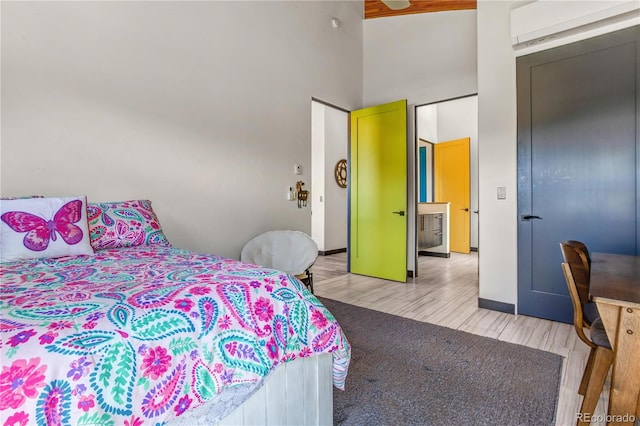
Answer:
307, 271, 314, 294
577, 347, 613, 426
298, 270, 314, 294
579, 348, 597, 396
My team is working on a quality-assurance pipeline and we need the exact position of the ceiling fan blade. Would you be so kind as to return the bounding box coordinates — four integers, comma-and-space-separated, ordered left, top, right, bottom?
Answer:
381, 0, 411, 10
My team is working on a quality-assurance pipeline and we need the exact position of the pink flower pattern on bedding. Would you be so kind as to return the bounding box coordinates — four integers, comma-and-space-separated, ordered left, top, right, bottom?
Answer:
0, 246, 350, 425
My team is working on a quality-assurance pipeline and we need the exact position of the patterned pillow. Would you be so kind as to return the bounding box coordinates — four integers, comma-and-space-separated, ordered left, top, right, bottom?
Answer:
87, 200, 170, 250
0, 196, 94, 262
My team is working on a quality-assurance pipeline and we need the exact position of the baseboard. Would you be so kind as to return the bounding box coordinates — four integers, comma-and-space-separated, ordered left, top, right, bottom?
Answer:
318, 248, 347, 256
478, 298, 515, 314
470, 247, 478, 252
418, 251, 450, 258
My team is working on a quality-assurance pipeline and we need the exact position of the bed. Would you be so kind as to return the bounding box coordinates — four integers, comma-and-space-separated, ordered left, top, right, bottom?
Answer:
0, 197, 350, 425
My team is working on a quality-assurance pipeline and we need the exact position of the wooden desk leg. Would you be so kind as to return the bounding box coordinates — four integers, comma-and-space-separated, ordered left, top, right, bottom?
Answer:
598, 303, 640, 426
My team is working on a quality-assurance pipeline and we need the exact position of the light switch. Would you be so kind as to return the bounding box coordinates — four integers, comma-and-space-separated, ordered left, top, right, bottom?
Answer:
497, 187, 507, 200
294, 164, 302, 175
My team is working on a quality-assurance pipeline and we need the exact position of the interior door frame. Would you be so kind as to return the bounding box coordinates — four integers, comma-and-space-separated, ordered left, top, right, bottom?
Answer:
516, 26, 640, 322
413, 94, 478, 277
310, 97, 351, 267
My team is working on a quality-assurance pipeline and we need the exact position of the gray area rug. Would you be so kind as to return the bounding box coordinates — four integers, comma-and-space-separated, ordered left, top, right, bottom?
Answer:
320, 298, 563, 426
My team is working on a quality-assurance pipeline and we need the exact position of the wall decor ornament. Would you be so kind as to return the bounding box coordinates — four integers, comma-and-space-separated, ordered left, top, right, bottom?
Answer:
295, 181, 309, 208
335, 159, 347, 188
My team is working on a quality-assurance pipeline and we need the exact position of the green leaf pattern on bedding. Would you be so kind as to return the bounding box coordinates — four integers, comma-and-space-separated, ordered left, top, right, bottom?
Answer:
0, 245, 350, 425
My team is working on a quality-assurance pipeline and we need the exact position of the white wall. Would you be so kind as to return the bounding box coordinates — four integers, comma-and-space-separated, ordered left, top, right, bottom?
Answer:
477, 0, 520, 308
417, 105, 438, 143
1, 1, 363, 260
311, 102, 348, 252
363, 11, 478, 107
363, 10, 477, 273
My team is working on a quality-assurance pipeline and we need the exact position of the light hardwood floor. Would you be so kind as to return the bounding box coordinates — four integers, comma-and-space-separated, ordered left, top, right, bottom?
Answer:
312, 252, 610, 426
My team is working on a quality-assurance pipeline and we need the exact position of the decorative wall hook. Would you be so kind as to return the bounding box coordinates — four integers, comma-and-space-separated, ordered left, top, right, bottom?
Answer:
296, 181, 309, 208
335, 159, 347, 188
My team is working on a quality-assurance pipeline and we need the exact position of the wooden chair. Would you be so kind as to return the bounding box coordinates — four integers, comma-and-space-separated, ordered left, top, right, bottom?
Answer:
561, 261, 613, 425
563, 240, 591, 270
560, 241, 598, 327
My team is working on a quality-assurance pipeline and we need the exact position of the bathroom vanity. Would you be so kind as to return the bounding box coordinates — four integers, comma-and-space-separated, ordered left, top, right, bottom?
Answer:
417, 202, 450, 257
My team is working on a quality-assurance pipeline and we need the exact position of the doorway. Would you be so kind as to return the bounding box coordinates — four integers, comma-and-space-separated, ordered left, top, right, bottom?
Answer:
310, 99, 349, 256
312, 96, 479, 281
415, 95, 478, 269
313, 99, 408, 282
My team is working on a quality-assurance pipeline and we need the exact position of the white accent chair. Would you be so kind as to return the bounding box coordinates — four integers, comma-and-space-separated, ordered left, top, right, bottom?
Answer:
241, 230, 318, 293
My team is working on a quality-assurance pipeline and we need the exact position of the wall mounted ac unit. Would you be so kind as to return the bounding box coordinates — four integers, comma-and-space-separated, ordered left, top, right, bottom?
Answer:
511, 1, 639, 54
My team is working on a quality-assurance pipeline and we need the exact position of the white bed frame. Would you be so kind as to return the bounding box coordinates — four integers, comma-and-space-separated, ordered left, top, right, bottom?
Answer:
217, 354, 334, 426
168, 354, 334, 425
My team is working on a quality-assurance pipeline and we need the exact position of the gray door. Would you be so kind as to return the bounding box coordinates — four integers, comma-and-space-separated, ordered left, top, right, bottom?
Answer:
517, 26, 640, 323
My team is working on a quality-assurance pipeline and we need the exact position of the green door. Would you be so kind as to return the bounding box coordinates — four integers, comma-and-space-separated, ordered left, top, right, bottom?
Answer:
350, 99, 407, 282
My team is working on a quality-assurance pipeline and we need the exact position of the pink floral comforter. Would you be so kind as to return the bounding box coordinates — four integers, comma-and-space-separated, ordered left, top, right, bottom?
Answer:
0, 246, 350, 425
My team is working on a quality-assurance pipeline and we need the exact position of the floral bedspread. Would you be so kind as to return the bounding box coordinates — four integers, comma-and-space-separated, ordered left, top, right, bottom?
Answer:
0, 246, 350, 425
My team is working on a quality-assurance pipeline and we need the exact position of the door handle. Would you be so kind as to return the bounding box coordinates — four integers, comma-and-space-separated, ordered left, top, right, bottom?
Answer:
460, 208, 469, 212
521, 214, 543, 221
392, 211, 405, 216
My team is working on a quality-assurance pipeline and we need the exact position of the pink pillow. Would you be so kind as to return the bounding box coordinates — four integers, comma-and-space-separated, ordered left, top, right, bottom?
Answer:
87, 200, 170, 250
0, 196, 94, 262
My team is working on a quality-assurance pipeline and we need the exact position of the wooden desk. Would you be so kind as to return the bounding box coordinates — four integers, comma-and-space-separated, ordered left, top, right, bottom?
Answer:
590, 253, 640, 425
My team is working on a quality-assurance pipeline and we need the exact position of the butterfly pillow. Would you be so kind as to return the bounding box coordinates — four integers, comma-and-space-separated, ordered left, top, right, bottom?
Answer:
87, 200, 170, 251
0, 196, 94, 262
0, 195, 44, 200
